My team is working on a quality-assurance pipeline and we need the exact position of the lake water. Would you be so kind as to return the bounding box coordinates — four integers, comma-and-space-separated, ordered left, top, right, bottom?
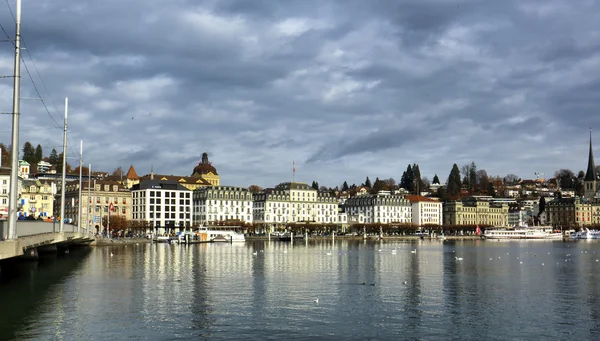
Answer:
1, 239, 599, 340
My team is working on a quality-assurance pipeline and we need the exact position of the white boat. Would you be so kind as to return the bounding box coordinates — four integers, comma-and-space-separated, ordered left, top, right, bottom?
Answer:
198, 227, 246, 243
484, 225, 562, 240
569, 228, 600, 240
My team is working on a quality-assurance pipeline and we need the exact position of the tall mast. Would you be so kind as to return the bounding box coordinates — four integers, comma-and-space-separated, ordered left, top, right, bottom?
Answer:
7, 0, 22, 239
77, 140, 82, 233
88, 163, 91, 231
59, 97, 68, 232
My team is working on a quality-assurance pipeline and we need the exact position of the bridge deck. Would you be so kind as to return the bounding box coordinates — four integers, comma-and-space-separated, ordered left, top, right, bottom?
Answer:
0, 221, 95, 260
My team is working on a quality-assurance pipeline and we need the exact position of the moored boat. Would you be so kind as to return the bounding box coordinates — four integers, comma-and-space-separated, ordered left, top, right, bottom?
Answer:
484, 225, 562, 240
198, 227, 246, 243
569, 228, 600, 240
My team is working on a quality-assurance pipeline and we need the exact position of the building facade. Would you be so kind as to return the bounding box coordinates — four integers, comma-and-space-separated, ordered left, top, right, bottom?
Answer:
59, 179, 131, 231
20, 179, 54, 219
0, 167, 11, 219
546, 197, 597, 228
253, 182, 339, 226
443, 197, 509, 226
192, 186, 253, 225
343, 192, 412, 224
406, 195, 443, 226
131, 180, 192, 232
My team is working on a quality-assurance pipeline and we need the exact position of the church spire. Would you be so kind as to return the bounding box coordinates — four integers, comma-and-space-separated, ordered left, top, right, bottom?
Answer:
585, 127, 597, 181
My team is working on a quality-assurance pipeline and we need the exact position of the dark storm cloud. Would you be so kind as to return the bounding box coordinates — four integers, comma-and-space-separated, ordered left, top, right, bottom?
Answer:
0, 0, 599, 188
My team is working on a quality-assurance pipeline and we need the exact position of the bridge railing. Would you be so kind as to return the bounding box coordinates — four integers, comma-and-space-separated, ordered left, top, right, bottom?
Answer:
0, 220, 93, 240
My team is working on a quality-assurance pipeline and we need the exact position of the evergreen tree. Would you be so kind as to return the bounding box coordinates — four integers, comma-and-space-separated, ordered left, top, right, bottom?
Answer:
400, 169, 407, 190
372, 177, 386, 193
342, 181, 349, 192
406, 165, 414, 193
365, 177, 372, 188
22, 141, 35, 163
413, 163, 425, 194
538, 196, 546, 217
35, 144, 43, 163
468, 162, 477, 193
447, 163, 462, 198
487, 182, 496, 197
49, 148, 59, 165
432, 174, 440, 184
311, 181, 319, 190
400, 164, 414, 192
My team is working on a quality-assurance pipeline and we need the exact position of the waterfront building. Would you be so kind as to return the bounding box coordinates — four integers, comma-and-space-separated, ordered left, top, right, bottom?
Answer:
507, 203, 529, 227
443, 197, 509, 226
131, 180, 192, 232
19, 179, 54, 219
0, 167, 11, 219
546, 196, 594, 228
343, 191, 411, 224
584, 130, 600, 200
253, 182, 340, 227
192, 186, 253, 225
406, 195, 443, 226
58, 179, 131, 232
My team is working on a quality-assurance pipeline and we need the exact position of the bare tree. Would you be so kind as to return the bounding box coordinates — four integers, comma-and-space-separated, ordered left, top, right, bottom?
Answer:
248, 185, 262, 193
112, 166, 124, 177
503, 174, 520, 185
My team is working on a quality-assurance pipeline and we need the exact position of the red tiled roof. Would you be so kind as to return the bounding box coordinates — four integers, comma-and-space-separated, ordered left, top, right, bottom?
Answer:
405, 195, 440, 203
126, 165, 139, 180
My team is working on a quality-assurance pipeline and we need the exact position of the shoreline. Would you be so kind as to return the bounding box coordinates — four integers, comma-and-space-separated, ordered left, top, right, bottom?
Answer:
90, 235, 482, 246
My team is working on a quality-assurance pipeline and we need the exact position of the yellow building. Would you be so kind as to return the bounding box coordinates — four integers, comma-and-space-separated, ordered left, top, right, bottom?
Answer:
443, 197, 508, 227
546, 197, 599, 228
59, 179, 131, 231
19, 179, 54, 219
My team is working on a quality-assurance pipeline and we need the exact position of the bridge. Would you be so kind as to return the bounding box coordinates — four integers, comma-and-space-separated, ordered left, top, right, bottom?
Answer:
0, 221, 95, 260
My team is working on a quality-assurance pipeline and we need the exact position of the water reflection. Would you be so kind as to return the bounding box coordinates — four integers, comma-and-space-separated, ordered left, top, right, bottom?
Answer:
2, 240, 600, 340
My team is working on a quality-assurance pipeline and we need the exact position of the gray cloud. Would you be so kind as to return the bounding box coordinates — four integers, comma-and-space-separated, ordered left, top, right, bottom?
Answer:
1, 0, 599, 188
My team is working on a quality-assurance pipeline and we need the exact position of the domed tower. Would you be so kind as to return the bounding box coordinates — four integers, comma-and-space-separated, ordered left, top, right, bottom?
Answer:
192, 152, 220, 186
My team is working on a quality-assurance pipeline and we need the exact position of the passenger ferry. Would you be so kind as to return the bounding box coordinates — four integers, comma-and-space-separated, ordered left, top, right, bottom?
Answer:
569, 228, 600, 240
484, 225, 562, 240
198, 226, 246, 243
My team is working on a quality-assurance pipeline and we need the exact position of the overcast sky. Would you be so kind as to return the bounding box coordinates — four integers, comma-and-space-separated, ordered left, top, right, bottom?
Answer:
1, 0, 599, 188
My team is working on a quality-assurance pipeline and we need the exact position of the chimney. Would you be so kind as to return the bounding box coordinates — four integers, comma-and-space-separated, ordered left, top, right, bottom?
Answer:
150, 164, 154, 180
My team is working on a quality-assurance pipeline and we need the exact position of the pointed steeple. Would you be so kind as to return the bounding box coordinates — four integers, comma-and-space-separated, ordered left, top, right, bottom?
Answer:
125, 165, 139, 180
585, 128, 597, 181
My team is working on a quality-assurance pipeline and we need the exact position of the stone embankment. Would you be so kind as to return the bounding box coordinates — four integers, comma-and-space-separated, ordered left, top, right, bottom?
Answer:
90, 238, 152, 246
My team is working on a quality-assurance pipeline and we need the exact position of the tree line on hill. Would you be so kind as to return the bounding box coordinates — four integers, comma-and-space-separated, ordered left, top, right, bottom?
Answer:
249, 161, 600, 202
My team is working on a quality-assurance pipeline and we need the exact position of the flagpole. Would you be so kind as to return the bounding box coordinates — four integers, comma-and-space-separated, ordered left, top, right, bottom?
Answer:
108, 203, 111, 238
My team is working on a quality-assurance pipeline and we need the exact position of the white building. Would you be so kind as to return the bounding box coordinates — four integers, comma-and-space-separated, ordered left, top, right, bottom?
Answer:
192, 186, 253, 225
405, 195, 443, 226
343, 192, 411, 224
252, 182, 340, 226
0, 167, 10, 219
36, 160, 53, 173
18, 160, 30, 179
508, 204, 529, 227
131, 180, 192, 232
